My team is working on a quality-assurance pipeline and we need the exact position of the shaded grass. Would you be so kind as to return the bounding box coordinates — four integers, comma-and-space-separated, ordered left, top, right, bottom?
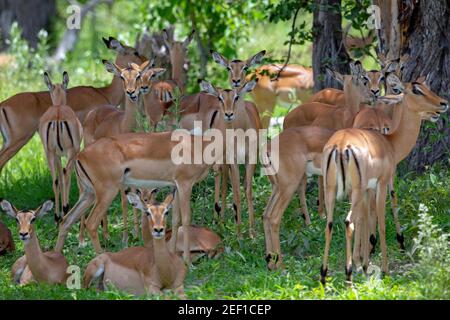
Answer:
0, 134, 448, 300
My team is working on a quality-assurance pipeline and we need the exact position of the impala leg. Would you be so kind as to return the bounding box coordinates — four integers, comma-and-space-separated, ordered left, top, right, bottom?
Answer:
55, 156, 65, 222
45, 152, 60, 223
56, 189, 95, 252
321, 170, 337, 286
0, 131, 35, 173
169, 191, 181, 253
318, 176, 325, 218
361, 193, 372, 273
63, 151, 77, 218
178, 183, 193, 264
86, 189, 118, 254
376, 183, 389, 275
229, 164, 242, 238
389, 178, 404, 250
245, 163, 256, 238
120, 188, 129, 247
298, 177, 312, 226
346, 189, 364, 284
368, 189, 378, 255
263, 186, 278, 266
269, 182, 298, 270
220, 164, 229, 221
130, 187, 140, 238
213, 165, 221, 221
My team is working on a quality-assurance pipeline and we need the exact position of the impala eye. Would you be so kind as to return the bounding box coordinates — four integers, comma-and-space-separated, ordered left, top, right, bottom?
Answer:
164, 210, 169, 216
30, 217, 36, 224
243, 66, 248, 71
234, 96, 239, 102
134, 51, 140, 57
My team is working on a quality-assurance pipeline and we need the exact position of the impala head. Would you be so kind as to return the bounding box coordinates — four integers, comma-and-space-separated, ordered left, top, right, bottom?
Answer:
138, 58, 167, 95
103, 60, 152, 102
102, 36, 147, 67
162, 29, 195, 76
127, 189, 176, 240
379, 74, 448, 122
385, 72, 405, 95
43, 71, 69, 106
0, 200, 53, 242
211, 50, 266, 88
200, 79, 258, 122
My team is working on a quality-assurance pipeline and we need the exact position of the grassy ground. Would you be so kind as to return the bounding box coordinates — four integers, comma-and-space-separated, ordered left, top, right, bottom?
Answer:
0, 134, 449, 299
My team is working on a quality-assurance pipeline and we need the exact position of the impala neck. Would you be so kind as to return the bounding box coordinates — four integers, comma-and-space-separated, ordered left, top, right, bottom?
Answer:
152, 237, 175, 282
171, 60, 185, 93
387, 98, 422, 164
121, 97, 138, 132
24, 228, 44, 271
344, 79, 364, 116
97, 76, 125, 106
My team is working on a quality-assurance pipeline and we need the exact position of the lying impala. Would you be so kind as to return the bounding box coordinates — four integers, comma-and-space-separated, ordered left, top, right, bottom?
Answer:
245, 63, 314, 129
80, 59, 159, 247
142, 29, 195, 130
320, 75, 448, 284
138, 188, 223, 259
55, 107, 224, 264
83, 189, 186, 297
0, 37, 146, 173
1, 200, 69, 285
38, 71, 83, 222
0, 218, 14, 255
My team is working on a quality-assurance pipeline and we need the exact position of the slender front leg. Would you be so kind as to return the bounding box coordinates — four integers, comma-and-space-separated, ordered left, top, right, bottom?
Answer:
298, 177, 312, 226
245, 163, 256, 238
389, 177, 404, 250
263, 187, 278, 267
177, 183, 193, 264
229, 164, 242, 238
120, 188, 129, 247
169, 191, 181, 253
376, 183, 389, 275
320, 178, 336, 285
318, 176, 325, 218
220, 164, 229, 220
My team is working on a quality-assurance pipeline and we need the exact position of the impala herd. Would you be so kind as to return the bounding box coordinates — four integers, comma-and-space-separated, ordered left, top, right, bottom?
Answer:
0, 28, 447, 297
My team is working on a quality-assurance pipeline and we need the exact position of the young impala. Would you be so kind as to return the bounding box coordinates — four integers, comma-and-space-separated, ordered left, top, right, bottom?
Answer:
38, 72, 83, 222
320, 75, 448, 284
83, 189, 186, 297
0, 37, 146, 173
1, 200, 69, 285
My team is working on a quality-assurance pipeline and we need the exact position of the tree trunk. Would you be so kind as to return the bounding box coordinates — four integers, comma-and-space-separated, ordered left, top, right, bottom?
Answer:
0, 0, 56, 50
378, 0, 450, 172
312, 0, 350, 92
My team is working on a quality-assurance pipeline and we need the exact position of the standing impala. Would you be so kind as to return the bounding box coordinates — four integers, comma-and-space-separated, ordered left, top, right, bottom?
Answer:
200, 79, 260, 237
83, 189, 186, 297
0, 37, 146, 173
245, 63, 314, 129
320, 75, 448, 284
1, 200, 69, 285
38, 72, 83, 223
79, 59, 157, 247
55, 107, 225, 265
142, 29, 195, 130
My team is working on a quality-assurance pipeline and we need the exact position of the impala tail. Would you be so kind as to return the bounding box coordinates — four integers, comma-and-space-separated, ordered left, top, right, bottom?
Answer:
83, 254, 108, 289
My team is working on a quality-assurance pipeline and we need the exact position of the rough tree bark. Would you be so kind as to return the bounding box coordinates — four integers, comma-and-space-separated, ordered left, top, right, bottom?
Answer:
376, 0, 450, 172
0, 0, 56, 50
312, 0, 351, 92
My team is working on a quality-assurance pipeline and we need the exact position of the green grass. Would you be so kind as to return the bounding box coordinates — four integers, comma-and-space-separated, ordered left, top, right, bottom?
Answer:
0, 133, 449, 299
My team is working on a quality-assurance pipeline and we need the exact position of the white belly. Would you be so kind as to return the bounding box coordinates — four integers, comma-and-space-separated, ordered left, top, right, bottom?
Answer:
123, 178, 175, 188
306, 161, 322, 177
367, 178, 378, 189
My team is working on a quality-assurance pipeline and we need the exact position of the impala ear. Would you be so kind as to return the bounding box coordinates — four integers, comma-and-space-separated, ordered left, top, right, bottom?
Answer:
246, 50, 266, 67
416, 75, 427, 84
107, 37, 125, 54
103, 60, 122, 77
349, 60, 364, 77
62, 71, 69, 90
377, 94, 404, 105
239, 79, 258, 95
0, 200, 17, 218
162, 29, 171, 49
150, 68, 166, 79
36, 200, 54, 218
183, 29, 195, 47
210, 50, 229, 68
43, 72, 53, 92
199, 80, 219, 97
126, 192, 146, 212
163, 188, 176, 209
325, 67, 344, 85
